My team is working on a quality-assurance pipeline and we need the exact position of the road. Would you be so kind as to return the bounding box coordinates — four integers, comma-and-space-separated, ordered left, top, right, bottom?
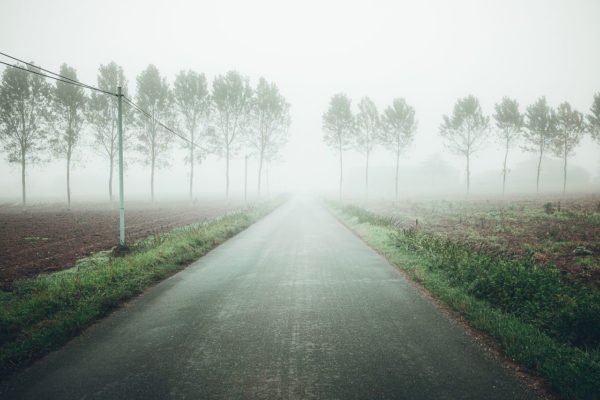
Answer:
0, 196, 537, 399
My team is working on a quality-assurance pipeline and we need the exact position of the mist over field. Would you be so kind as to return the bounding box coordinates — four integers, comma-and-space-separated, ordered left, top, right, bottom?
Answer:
3, 2, 600, 398
0, 0, 599, 203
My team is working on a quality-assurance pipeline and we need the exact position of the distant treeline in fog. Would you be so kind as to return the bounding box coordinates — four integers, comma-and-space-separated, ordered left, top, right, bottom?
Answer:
323, 93, 600, 199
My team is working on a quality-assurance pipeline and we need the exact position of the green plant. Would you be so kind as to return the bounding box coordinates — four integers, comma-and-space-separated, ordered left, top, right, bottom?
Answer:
334, 203, 600, 399
0, 201, 281, 379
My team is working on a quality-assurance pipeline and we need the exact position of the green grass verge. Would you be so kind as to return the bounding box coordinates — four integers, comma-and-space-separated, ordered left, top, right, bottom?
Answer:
330, 203, 600, 400
0, 201, 281, 379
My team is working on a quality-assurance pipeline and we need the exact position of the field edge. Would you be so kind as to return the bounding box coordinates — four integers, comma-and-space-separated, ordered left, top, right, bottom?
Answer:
0, 198, 285, 380
325, 201, 599, 400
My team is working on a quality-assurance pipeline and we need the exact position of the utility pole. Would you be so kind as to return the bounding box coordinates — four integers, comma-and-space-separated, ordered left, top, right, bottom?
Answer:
117, 87, 125, 246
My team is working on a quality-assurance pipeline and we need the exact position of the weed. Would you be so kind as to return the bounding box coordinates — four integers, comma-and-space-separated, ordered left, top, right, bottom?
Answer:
543, 202, 555, 214
333, 203, 600, 400
0, 201, 280, 379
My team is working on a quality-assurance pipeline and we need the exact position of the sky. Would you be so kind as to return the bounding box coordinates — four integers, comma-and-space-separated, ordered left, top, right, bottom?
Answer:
1, 0, 600, 202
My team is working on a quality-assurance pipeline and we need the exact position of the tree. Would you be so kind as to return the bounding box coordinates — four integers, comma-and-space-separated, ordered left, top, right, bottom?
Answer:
322, 93, 354, 201
439, 95, 489, 195
355, 97, 379, 199
209, 71, 253, 200
86, 62, 128, 203
0, 63, 51, 206
51, 63, 87, 209
134, 65, 173, 202
250, 77, 291, 198
379, 98, 417, 201
493, 97, 523, 195
588, 92, 600, 143
523, 97, 555, 193
173, 70, 211, 201
552, 102, 585, 194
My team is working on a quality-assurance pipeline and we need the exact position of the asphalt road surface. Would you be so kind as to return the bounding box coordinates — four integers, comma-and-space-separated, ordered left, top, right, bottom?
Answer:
0, 196, 538, 399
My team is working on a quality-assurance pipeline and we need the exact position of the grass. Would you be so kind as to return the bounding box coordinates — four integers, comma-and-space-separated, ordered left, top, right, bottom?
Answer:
330, 203, 600, 400
0, 201, 281, 379
368, 196, 600, 290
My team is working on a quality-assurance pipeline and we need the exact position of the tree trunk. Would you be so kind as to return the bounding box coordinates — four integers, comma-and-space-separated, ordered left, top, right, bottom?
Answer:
244, 154, 248, 204
338, 142, 343, 202
151, 156, 155, 203
225, 146, 230, 201
563, 144, 567, 195
536, 145, 543, 194
21, 152, 26, 207
266, 163, 270, 199
189, 138, 194, 201
395, 145, 400, 202
466, 151, 470, 196
502, 137, 509, 196
150, 118, 156, 204
109, 152, 114, 204
67, 153, 71, 210
466, 129, 471, 196
257, 152, 264, 198
365, 151, 369, 201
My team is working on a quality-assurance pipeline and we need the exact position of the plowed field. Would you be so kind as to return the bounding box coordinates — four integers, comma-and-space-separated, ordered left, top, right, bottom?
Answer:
0, 201, 239, 289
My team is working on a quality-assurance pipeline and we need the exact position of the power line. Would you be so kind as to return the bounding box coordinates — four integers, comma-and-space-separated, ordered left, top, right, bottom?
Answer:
0, 51, 203, 151
122, 96, 152, 119
0, 51, 81, 84
0, 60, 102, 93
123, 96, 204, 150
0, 51, 116, 97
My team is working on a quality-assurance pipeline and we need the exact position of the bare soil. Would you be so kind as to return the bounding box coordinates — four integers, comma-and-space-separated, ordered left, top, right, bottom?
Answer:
0, 201, 240, 290
367, 195, 600, 288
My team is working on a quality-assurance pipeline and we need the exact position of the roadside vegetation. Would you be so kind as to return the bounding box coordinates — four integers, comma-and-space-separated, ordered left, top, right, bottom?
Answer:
0, 201, 280, 379
330, 199, 600, 400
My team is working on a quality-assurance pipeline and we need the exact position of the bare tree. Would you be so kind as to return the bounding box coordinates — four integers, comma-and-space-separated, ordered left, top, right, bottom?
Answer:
523, 97, 555, 193
355, 97, 379, 199
51, 63, 87, 209
0, 63, 51, 206
322, 93, 354, 201
134, 65, 173, 203
86, 62, 128, 203
250, 77, 290, 198
173, 70, 210, 201
552, 102, 585, 194
379, 98, 417, 201
209, 71, 253, 200
439, 95, 489, 195
493, 97, 523, 195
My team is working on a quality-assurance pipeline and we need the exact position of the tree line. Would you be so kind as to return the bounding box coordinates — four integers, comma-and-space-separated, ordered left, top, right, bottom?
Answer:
322, 94, 416, 201
0, 62, 291, 207
323, 93, 600, 198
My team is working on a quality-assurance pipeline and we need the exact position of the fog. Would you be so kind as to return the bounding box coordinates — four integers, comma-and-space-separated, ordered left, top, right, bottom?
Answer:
1, 0, 600, 202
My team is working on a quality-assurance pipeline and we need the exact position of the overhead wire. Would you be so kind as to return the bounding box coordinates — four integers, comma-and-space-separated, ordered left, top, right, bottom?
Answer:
0, 51, 203, 150
122, 96, 204, 150
0, 51, 116, 97
0, 60, 114, 95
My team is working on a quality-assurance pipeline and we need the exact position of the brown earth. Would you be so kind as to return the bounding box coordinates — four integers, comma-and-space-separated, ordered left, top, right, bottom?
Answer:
0, 201, 241, 290
366, 195, 600, 288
